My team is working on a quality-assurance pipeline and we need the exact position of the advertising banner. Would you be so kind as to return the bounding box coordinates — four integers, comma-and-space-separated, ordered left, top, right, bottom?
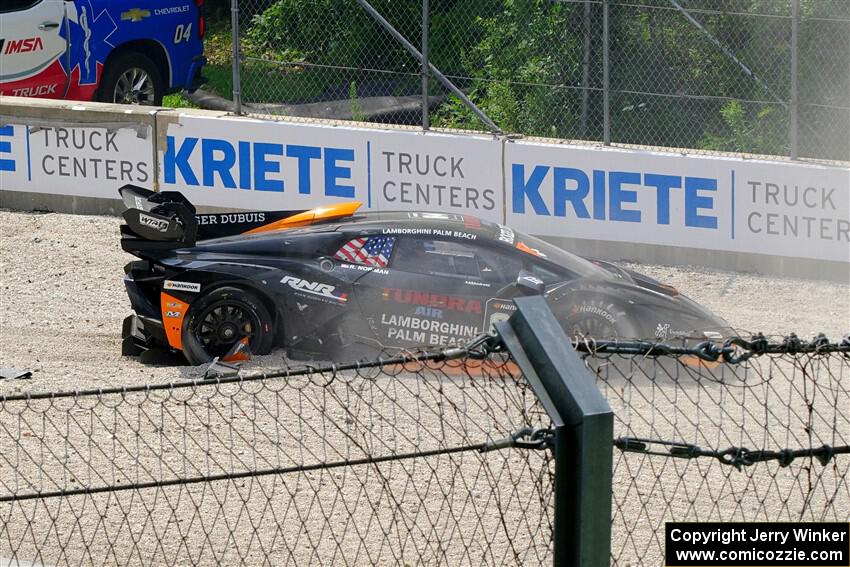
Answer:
505, 140, 849, 263
158, 115, 504, 222
2, 100, 847, 268
0, 122, 153, 197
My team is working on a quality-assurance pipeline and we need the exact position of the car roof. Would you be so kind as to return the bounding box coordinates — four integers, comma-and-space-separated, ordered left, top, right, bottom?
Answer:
193, 208, 611, 279
332, 210, 504, 242
197, 210, 502, 246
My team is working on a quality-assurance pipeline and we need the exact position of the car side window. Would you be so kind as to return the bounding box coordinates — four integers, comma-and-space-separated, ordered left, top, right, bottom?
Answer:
333, 235, 396, 268
475, 246, 524, 284
527, 262, 564, 284
1, 0, 40, 13
391, 238, 521, 284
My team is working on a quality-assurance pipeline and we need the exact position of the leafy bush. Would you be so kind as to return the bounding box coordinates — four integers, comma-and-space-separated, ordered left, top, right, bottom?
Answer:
432, 0, 581, 137
246, 0, 419, 68
236, 0, 847, 158
698, 100, 788, 155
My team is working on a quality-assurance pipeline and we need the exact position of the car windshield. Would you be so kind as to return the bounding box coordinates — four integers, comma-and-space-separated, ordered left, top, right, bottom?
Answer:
511, 231, 609, 278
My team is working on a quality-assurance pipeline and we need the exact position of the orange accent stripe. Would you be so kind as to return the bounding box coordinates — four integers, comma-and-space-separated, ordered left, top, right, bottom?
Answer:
161, 292, 190, 350
661, 284, 680, 296
244, 202, 363, 235
516, 241, 543, 257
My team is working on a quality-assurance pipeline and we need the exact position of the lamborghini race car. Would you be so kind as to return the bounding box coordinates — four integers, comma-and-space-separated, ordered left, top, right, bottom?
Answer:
118, 185, 732, 365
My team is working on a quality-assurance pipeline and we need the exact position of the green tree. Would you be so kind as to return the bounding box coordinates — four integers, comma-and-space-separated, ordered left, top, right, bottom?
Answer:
240, 0, 847, 159
432, 0, 581, 138
698, 100, 788, 155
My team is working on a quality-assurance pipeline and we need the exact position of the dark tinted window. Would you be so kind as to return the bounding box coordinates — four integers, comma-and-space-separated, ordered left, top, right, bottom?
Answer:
392, 238, 521, 284
512, 232, 608, 279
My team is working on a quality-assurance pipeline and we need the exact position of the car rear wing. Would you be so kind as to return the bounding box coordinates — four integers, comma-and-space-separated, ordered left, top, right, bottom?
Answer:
119, 185, 304, 257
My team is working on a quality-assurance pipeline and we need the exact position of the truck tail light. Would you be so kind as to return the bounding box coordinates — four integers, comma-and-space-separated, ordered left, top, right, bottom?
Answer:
195, 0, 205, 39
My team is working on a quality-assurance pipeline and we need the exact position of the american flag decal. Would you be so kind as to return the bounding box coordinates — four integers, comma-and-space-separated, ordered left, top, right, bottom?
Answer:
334, 236, 396, 268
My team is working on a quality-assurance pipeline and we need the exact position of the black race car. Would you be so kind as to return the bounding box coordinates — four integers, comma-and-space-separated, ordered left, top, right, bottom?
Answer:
119, 185, 731, 365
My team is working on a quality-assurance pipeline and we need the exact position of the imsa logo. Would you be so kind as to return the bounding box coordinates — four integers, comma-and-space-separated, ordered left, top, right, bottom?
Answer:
1, 37, 44, 54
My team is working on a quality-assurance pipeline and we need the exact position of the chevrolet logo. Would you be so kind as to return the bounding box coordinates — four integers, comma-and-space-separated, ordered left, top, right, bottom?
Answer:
120, 9, 151, 23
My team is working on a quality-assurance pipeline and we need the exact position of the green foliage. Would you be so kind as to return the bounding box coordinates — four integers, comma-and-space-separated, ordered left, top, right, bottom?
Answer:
349, 82, 367, 122
202, 18, 235, 67
206, 0, 275, 20
246, 0, 419, 69
162, 94, 199, 109
203, 0, 230, 20
432, 0, 580, 137
698, 100, 788, 155
232, 0, 847, 159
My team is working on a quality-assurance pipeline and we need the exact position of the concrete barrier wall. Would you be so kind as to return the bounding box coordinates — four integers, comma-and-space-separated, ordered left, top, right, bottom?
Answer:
2, 97, 848, 280
0, 96, 157, 215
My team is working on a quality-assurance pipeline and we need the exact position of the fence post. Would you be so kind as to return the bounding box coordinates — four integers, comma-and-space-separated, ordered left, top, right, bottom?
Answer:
354, 0, 501, 134
495, 296, 613, 567
580, 0, 591, 138
421, 0, 430, 131
790, 0, 799, 159
602, 0, 611, 145
231, 0, 243, 115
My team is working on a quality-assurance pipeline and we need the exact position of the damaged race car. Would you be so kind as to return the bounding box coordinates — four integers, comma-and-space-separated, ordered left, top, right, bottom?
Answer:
119, 184, 732, 365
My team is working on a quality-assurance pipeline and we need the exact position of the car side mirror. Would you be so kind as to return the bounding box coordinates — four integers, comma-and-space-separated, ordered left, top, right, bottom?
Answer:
515, 271, 546, 295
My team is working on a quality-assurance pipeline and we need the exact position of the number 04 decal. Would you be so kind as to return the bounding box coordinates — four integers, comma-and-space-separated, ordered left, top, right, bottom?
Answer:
174, 23, 193, 44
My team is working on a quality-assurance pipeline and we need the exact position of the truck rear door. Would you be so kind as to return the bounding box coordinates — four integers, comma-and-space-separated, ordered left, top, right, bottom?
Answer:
0, 0, 69, 99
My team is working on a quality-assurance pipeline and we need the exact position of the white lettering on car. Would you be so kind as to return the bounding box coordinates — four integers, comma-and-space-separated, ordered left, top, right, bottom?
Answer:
138, 213, 169, 232
281, 276, 348, 304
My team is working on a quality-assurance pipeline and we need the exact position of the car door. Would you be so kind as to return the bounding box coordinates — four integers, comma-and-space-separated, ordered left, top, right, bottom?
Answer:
350, 234, 523, 349
0, 0, 69, 99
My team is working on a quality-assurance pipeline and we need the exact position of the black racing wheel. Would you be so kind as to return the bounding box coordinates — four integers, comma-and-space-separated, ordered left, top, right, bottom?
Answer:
98, 52, 164, 106
557, 296, 637, 340
181, 287, 274, 365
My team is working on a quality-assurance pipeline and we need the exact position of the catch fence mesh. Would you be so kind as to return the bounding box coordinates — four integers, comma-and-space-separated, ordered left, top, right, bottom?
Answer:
0, 349, 554, 567
585, 336, 850, 565
0, 334, 847, 565
232, 0, 849, 162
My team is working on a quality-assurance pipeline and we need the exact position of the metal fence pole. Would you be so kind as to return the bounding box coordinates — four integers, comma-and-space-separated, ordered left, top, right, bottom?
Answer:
580, 0, 591, 138
496, 296, 613, 567
231, 0, 243, 115
354, 0, 501, 134
421, 0, 430, 131
603, 0, 611, 145
668, 0, 788, 112
790, 0, 799, 159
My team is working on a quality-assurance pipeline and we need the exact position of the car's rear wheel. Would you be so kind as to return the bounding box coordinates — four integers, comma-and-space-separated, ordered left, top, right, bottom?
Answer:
182, 287, 274, 365
98, 52, 164, 106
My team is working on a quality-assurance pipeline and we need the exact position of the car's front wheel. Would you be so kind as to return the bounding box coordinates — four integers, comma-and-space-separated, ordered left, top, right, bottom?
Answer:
181, 287, 274, 365
98, 52, 164, 106
555, 295, 638, 340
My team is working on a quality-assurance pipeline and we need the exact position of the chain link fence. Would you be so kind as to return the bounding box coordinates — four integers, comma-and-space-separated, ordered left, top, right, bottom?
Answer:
1, 325, 848, 565
0, 345, 554, 566
229, 0, 849, 162
582, 335, 850, 565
